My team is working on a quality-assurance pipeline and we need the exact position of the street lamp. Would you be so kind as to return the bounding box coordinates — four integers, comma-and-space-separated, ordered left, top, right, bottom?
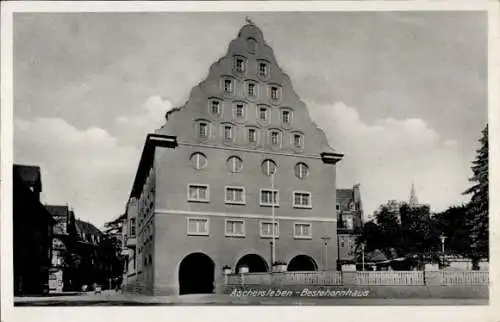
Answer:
361, 242, 365, 271
321, 236, 331, 271
439, 234, 447, 269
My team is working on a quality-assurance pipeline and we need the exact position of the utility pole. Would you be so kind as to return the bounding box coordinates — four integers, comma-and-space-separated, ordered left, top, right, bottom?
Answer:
271, 171, 276, 265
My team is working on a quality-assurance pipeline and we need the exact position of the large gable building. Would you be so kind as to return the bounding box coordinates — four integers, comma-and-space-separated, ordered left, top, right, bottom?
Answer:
122, 22, 343, 295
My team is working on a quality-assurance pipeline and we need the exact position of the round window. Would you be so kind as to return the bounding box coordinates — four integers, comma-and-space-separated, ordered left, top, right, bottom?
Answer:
295, 162, 310, 179
227, 156, 243, 173
262, 159, 277, 176
190, 152, 207, 170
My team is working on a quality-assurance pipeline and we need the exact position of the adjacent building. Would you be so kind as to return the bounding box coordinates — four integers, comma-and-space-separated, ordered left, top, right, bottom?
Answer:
122, 22, 344, 295
336, 184, 363, 270
13, 164, 55, 295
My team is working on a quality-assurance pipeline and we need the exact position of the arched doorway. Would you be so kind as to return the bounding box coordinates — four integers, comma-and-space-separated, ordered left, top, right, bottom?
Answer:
235, 254, 269, 273
178, 252, 215, 295
287, 255, 318, 271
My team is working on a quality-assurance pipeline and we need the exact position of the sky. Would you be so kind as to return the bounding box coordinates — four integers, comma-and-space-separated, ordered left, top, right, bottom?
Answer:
13, 12, 487, 228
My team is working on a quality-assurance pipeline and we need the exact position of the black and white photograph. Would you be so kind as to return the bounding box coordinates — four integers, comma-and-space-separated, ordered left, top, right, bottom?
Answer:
1, 0, 497, 316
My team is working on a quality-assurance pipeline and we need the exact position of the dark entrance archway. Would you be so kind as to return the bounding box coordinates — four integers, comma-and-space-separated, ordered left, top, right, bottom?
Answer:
178, 252, 215, 295
287, 255, 318, 271
235, 254, 269, 273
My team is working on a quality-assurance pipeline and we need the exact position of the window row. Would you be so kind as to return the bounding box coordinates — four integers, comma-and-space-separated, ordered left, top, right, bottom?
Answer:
190, 154, 310, 179
187, 217, 313, 239
221, 78, 281, 102
197, 122, 304, 148
208, 100, 290, 124
232, 56, 272, 80
187, 184, 312, 208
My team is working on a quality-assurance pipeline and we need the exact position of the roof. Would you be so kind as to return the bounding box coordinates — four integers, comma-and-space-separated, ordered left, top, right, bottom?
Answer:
13, 164, 41, 190
45, 205, 70, 217
75, 219, 103, 238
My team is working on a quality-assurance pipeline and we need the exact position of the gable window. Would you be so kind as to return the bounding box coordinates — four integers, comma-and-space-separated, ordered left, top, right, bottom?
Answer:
129, 218, 136, 237
210, 100, 221, 116
187, 184, 209, 202
260, 189, 279, 207
247, 37, 257, 53
224, 79, 233, 93
270, 130, 281, 146
248, 128, 257, 143
248, 83, 256, 97
270, 86, 280, 101
187, 217, 209, 236
259, 62, 268, 77
261, 159, 277, 176
294, 162, 310, 180
282, 110, 291, 124
294, 223, 312, 239
199, 122, 209, 138
226, 219, 245, 237
234, 57, 246, 73
259, 106, 269, 121
190, 152, 207, 170
293, 134, 304, 148
224, 125, 233, 141
293, 191, 312, 209
226, 156, 243, 173
225, 186, 245, 205
260, 221, 279, 238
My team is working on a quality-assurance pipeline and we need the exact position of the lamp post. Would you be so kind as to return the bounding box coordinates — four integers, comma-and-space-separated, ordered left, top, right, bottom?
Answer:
361, 242, 365, 271
271, 171, 276, 266
439, 234, 447, 269
321, 236, 331, 271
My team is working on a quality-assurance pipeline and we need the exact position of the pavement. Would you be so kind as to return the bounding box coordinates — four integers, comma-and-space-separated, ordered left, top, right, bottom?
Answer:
14, 292, 488, 306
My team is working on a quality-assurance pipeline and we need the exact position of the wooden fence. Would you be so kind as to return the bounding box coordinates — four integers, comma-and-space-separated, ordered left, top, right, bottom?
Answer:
225, 270, 489, 286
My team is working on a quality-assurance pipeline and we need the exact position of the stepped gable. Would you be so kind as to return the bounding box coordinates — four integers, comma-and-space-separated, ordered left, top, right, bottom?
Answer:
158, 23, 335, 155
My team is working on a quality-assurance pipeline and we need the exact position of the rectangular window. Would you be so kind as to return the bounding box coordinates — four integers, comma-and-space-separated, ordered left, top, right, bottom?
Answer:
259, 107, 268, 121
271, 86, 280, 100
187, 218, 209, 236
293, 192, 312, 208
224, 79, 232, 93
225, 186, 245, 205
224, 126, 233, 141
294, 134, 303, 147
248, 128, 256, 143
294, 223, 312, 239
235, 58, 245, 72
187, 184, 209, 202
282, 111, 290, 124
259, 63, 268, 77
225, 219, 245, 237
211, 101, 220, 115
199, 123, 208, 138
248, 83, 256, 97
235, 104, 244, 118
271, 131, 279, 145
260, 189, 279, 206
260, 221, 279, 238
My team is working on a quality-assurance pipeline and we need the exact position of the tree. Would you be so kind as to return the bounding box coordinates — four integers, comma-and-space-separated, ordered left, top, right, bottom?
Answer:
432, 205, 471, 256
463, 124, 489, 262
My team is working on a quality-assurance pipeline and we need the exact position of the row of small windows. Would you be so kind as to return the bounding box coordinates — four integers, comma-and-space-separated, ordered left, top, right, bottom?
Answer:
198, 122, 304, 148
187, 217, 312, 239
190, 154, 310, 179
187, 184, 312, 209
221, 78, 281, 101
232, 56, 271, 80
209, 100, 288, 124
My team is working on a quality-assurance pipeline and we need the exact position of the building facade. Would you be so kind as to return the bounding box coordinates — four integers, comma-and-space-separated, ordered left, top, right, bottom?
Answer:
122, 22, 343, 295
13, 165, 55, 295
336, 184, 363, 270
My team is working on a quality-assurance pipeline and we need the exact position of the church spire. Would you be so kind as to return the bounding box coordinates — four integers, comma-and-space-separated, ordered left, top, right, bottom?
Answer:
409, 182, 419, 207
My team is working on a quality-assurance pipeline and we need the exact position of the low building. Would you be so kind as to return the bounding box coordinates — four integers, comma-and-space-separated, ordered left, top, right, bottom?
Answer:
336, 184, 363, 270
13, 164, 55, 295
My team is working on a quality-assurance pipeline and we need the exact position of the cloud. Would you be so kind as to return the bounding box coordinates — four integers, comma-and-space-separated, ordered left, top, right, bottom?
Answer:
308, 101, 470, 219
14, 117, 139, 228
115, 95, 173, 146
